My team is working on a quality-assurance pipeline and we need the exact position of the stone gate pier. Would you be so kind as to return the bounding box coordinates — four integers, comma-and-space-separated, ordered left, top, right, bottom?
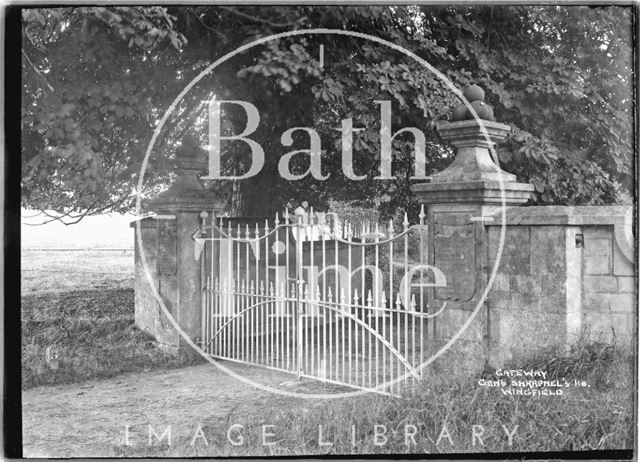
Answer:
131, 142, 225, 353
412, 115, 635, 372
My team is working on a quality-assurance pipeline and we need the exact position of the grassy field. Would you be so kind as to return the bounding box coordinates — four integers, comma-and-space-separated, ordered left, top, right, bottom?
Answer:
22, 249, 135, 295
21, 249, 204, 389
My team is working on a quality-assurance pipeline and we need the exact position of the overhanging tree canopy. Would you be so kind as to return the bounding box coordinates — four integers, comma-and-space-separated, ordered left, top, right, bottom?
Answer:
21, 5, 634, 223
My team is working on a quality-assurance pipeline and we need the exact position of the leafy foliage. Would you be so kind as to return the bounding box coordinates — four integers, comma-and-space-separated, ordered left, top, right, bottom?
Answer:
22, 7, 189, 222
21, 5, 634, 222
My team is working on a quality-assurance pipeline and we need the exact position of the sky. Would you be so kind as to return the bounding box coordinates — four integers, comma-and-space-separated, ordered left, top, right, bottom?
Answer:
21, 209, 135, 249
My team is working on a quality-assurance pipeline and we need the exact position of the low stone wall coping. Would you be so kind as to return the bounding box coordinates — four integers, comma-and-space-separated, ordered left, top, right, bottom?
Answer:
485, 205, 632, 226
129, 217, 159, 228
486, 205, 635, 265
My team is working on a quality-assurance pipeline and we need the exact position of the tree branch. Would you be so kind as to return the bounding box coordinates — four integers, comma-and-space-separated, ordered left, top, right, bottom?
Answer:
21, 210, 45, 219
23, 196, 129, 226
195, 14, 226, 40
219, 6, 304, 29
22, 49, 54, 92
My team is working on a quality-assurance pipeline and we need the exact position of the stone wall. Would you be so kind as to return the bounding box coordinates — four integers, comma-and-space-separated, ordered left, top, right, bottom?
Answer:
582, 223, 635, 343
486, 206, 635, 366
132, 217, 180, 353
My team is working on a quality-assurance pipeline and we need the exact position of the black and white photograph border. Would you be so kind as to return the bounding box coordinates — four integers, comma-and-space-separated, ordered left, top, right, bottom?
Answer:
9, 1, 638, 459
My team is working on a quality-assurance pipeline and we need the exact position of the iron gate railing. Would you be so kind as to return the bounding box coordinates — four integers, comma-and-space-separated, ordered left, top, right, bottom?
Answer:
194, 207, 447, 395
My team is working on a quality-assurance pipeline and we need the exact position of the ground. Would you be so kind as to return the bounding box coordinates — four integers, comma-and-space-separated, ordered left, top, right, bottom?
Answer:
22, 362, 339, 457
20, 249, 636, 456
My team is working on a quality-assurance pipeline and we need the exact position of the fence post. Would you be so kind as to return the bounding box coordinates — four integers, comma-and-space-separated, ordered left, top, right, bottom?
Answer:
296, 214, 305, 378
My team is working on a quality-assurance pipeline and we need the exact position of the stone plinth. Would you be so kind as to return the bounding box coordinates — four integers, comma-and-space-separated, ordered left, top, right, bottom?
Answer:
413, 119, 535, 210
412, 181, 535, 208
132, 141, 225, 353
430, 120, 515, 183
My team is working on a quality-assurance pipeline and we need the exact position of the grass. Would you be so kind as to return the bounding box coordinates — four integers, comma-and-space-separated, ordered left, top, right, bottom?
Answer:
516, 326, 630, 390
110, 337, 634, 456
21, 288, 205, 389
22, 249, 135, 295
21, 249, 204, 389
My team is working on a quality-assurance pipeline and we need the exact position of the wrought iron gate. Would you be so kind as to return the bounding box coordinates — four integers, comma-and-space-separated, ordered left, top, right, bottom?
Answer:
194, 207, 446, 395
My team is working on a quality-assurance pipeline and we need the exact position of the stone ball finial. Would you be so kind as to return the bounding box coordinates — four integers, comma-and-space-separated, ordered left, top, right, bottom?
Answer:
451, 84, 496, 122
463, 84, 485, 102
294, 204, 307, 216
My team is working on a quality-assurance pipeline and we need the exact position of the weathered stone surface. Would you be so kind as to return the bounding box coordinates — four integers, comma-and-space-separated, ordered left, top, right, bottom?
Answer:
434, 307, 485, 343
175, 212, 203, 343
487, 345, 513, 366
160, 277, 179, 315
132, 218, 181, 349
413, 180, 534, 205
511, 274, 541, 295
583, 230, 612, 275
584, 292, 634, 314
509, 275, 519, 292
493, 308, 565, 352
430, 339, 486, 375
584, 244, 612, 275
617, 276, 636, 293
536, 294, 566, 314
583, 311, 633, 344
583, 275, 618, 293
157, 220, 178, 276
133, 223, 158, 337
509, 291, 536, 308
530, 226, 566, 274
488, 290, 511, 310
540, 274, 565, 299
431, 120, 516, 183
433, 212, 477, 302
486, 205, 631, 226
610, 312, 635, 339
586, 313, 610, 342
582, 225, 612, 238
613, 239, 635, 276
491, 273, 510, 292
487, 226, 530, 275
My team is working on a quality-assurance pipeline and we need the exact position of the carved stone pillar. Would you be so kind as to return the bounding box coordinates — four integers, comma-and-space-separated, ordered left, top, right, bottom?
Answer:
411, 113, 534, 371
132, 139, 225, 353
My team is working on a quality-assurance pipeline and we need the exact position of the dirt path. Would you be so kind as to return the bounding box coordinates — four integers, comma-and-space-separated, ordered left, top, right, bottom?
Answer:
22, 362, 341, 457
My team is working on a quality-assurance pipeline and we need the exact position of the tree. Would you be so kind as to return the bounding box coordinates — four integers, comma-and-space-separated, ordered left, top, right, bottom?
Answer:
21, 5, 634, 223
21, 7, 188, 223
